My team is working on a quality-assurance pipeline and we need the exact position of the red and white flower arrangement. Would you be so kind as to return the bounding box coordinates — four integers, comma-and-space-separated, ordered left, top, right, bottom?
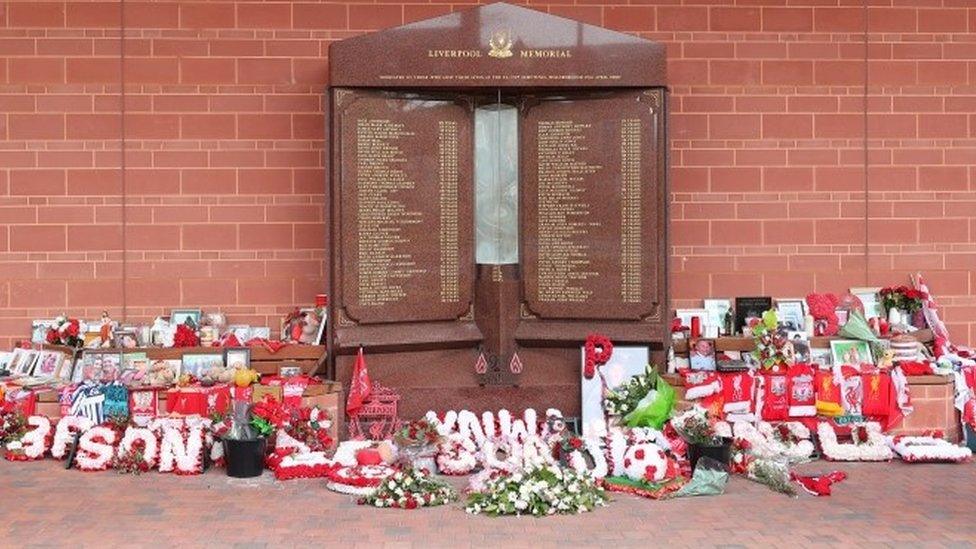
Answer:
886, 433, 972, 463
158, 421, 207, 475
4, 415, 53, 461
75, 426, 118, 472
113, 427, 160, 473
45, 315, 86, 348
817, 422, 892, 462
358, 467, 456, 509
732, 422, 815, 463
435, 434, 478, 475
271, 450, 337, 481
51, 416, 94, 459
325, 464, 396, 496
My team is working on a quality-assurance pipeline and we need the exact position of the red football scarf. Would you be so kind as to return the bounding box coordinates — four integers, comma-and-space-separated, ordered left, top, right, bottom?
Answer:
761, 373, 789, 421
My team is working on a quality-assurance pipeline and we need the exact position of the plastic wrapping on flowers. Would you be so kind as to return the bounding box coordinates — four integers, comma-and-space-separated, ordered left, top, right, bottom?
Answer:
623, 374, 675, 430
746, 457, 796, 497
671, 457, 728, 498
465, 465, 607, 517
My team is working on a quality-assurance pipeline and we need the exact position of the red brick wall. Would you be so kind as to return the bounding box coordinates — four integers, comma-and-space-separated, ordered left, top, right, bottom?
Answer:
1, 1, 974, 348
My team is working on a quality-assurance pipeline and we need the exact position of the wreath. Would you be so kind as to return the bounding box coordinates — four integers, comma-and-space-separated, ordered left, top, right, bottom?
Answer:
113, 427, 159, 473
158, 422, 206, 475
51, 416, 95, 460
818, 422, 892, 462
583, 334, 613, 379
326, 464, 396, 496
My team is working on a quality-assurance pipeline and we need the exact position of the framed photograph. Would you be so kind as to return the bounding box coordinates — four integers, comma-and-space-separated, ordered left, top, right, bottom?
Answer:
810, 348, 832, 369
703, 299, 732, 335
113, 328, 139, 349
33, 350, 64, 378
0, 351, 13, 373
228, 325, 252, 343
75, 350, 123, 383
830, 339, 873, 367
850, 287, 882, 320
11, 349, 39, 376
689, 338, 717, 371
56, 356, 76, 382
675, 308, 708, 332
785, 330, 810, 364
170, 309, 202, 329
580, 345, 649, 438
224, 347, 251, 370
181, 353, 224, 379
735, 296, 772, 335
31, 320, 56, 344
120, 352, 149, 385
775, 298, 806, 331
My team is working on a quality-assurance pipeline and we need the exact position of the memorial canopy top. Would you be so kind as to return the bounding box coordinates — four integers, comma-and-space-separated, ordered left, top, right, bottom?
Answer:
328, 2, 667, 89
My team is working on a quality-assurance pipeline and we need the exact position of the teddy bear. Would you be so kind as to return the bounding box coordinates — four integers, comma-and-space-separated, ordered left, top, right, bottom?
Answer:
805, 293, 839, 336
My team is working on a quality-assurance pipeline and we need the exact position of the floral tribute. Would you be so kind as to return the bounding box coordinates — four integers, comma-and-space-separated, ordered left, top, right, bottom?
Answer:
465, 465, 607, 517
157, 419, 208, 475
886, 433, 971, 463
75, 426, 119, 472
602, 440, 686, 500
393, 419, 441, 448
113, 427, 159, 474
583, 333, 613, 379
4, 415, 53, 461
45, 315, 86, 348
751, 310, 791, 370
879, 286, 928, 315
731, 422, 815, 464
326, 464, 396, 496
603, 365, 656, 417
817, 422, 892, 462
435, 434, 478, 475
359, 467, 456, 509
670, 407, 730, 446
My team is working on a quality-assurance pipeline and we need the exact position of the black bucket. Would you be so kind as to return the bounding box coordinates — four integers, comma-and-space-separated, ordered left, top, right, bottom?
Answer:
222, 437, 267, 478
687, 438, 732, 471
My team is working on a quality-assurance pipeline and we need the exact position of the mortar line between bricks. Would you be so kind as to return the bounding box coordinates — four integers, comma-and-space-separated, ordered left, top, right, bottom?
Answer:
120, 0, 128, 321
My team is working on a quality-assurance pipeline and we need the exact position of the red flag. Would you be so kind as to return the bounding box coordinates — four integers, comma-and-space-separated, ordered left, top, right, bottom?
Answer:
346, 347, 372, 417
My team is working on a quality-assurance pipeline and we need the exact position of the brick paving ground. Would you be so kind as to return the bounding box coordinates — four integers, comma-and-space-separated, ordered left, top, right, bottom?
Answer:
2, 460, 975, 548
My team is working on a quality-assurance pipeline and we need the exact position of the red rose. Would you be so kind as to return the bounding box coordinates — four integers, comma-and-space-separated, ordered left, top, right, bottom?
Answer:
570, 437, 583, 450
45, 329, 59, 344
66, 320, 80, 337
634, 448, 645, 460
405, 499, 418, 510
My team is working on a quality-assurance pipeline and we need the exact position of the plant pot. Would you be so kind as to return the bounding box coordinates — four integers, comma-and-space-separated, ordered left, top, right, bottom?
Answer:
687, 438, 732, 471
222, 437, 267, 478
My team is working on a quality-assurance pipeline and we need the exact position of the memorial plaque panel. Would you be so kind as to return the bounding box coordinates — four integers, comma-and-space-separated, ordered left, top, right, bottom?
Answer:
521, 90, 663, 321
336, 91, 474, 324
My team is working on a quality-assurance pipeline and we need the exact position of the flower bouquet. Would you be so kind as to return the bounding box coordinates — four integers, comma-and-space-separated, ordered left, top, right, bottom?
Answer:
751, 310, 790, 371
359, 467, 456, 509
880, 285, 928, 327
465, 465, 607, 517
221, 395, 286, 478
393, 419, 441, 471
670, 407, 732, 470
45, 315, 86, 348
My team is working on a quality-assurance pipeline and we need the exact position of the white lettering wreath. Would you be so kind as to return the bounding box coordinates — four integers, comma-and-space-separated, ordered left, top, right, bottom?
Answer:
51, 416, 94, 459
76, 426, 118, 471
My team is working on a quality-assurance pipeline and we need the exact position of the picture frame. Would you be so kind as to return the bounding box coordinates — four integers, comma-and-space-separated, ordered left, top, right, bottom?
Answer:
113, 328, 139, 349
0, 351, 13, 373
56, 355, 76, 382
785, 330, 811, 364
227, 325, 252, 343
850, 287, 882, 320
810, 348, 833, 369
31, 320, 55, 344
181, 352, 224, 379
33, 350, 64, 378
735, 296, 772, 335
224, 347, 251, 370
830, 339, 873, 367
580, 345, 649, 438
674, 308, 708, 334
689, 338, 717, 371
775, 298, 807, 331
703, 299, 732, 335
251, 327, 271, 339
120, 352, 149, 385
170, 309, 202, 329
11, 349, 39, 376
75, 350, 123, 383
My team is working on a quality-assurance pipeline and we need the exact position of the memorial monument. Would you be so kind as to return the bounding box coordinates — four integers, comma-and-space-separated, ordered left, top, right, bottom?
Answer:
327, 2, 669, 417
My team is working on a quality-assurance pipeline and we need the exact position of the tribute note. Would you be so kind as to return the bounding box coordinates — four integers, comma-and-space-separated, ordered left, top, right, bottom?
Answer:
339, 94, 473, 324
522, 91, 658, 320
